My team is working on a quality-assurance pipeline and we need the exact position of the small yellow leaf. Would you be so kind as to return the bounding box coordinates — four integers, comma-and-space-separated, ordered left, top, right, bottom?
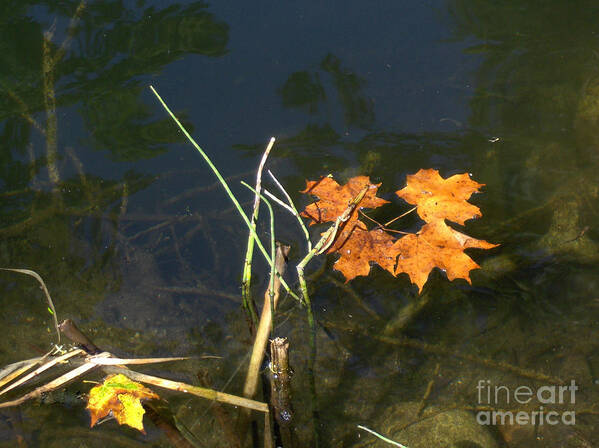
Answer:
115, 393, 146, 432
87, 374, 159, 433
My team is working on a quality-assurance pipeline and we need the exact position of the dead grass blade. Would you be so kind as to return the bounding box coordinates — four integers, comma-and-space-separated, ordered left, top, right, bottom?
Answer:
0, 268, 60, 342
0, 349, 85, 396
0, 352, 110, 408
87, 356, 189, 366
102, 366, 269, 413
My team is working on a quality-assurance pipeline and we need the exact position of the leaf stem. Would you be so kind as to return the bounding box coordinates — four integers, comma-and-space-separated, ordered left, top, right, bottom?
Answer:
384, 206, 417, 227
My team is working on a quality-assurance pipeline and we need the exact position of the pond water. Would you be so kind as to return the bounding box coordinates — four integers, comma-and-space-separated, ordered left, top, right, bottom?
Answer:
1, 1, 599, 447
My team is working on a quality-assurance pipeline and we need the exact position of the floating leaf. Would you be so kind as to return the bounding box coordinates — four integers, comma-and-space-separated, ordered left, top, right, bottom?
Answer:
393, 220, 498, 293
87, 373, 159, 433
327, 221, 396, 281
301, 170, 498, 292
395, 168, 483, 225
300, 175, 388, 226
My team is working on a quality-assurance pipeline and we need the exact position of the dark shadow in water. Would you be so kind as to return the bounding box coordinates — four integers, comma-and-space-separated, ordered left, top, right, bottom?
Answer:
0, 3, 230, 445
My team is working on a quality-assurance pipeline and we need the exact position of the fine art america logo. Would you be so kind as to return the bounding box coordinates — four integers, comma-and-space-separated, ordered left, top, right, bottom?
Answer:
476, 380, 577, 425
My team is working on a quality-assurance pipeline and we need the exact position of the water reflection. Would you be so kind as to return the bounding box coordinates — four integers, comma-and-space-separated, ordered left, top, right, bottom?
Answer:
278, 71, 325, 114
0, 3, 232, 445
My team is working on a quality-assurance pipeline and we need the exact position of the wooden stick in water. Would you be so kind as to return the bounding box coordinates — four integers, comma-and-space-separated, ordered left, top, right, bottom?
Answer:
269, 337, 295, 447
243, 242, 290, 400
58, 319, 101, 354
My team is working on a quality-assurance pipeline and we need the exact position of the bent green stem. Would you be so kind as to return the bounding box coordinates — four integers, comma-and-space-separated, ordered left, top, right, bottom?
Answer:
241, 138, 275, 329
267, 169, 312, 251
240, 182, 277, 334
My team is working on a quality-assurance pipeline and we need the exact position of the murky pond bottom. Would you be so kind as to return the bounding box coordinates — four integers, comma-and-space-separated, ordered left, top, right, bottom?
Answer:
2, 156, 599, 447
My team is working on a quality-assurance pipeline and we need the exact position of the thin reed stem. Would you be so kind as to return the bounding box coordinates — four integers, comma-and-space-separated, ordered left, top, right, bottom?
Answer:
242, 138, 275, 328
240, 182, 277, 334
268, 170, 312, 251
149, 86, 300, 302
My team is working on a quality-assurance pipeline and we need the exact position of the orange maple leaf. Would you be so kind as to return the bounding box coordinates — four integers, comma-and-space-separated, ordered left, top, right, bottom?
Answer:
393, 220, 498, 293
300, 175, 388, 226
395, 168, 483, 225
327, 220, 396, 281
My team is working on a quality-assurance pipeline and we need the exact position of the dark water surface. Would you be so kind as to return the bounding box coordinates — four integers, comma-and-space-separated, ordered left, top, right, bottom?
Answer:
2, 1, 599, 447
